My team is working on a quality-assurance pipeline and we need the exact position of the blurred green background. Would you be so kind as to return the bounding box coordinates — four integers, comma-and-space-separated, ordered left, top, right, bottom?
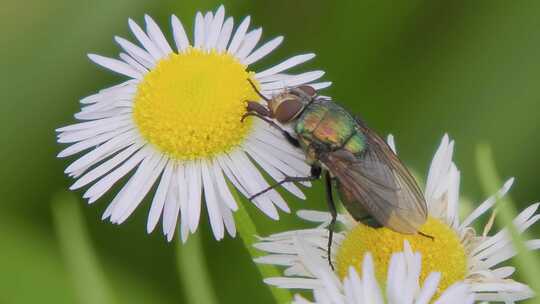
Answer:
1, 0, 540, 303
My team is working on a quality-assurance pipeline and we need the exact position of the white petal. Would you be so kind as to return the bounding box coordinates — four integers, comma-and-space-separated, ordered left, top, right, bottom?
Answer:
218, 193, 236, 237
186, 161, 202, 232
180, 198, 190, 243
74, 107, 132, 121
211, 162, 238, 211
244, 145, 305, 199
249, 138, 310, 175
446, 163, 460, 227
70, 142, 143, 190
88, 54, 142, 79
264, 277, 322, 289
386, 253, 406, 304
491, 266, 516, 278
115, 36, 155, 68
63, 129, 138, 175
216, 155, 249, 197
193, 12, 205, 48
244, 36, 283, 65
128, 19, 163, 60
361, 254, 384, 304
58, 116, 132, 143
425, 135, 450, 196
162, 166, 180, 240
79, 80, 136, 104
256, 53, 315, 78
305, 81, 332, 90
258, 73, 291, 83
58, 125, 132, 158
110, 153, 166, 224
171, 15, 190, 52
76, 98, 132, 118
205, 5, 224, 49
203, 11, 213, 50
227, 16, 250, 54
386, 134, 397, 154
237, 151, 289, 213
415, 272, 441, 304
225, 153, 279, 219
216, 17, 233, 52
251, 125, 306, 162
174, 163, 189, 240
201, 160, 224, 240
119, 53, 148, 74
460, 178, 514, 229
84, 146, 151, 203
147, 161, 174, 233
144, 15, 172, 56
236, 28, 262, 60
260, 71, 325, 90
434, 283, 473, 304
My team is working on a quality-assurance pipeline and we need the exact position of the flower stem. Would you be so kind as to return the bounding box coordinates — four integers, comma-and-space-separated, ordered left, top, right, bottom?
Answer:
233, 191, 293, 303
51, 191, 116, 304
176, 232, 219, 304
476, 144, 540, 297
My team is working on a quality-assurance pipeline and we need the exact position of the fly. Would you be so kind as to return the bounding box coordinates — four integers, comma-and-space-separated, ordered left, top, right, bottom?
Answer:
242, 80, 430, 268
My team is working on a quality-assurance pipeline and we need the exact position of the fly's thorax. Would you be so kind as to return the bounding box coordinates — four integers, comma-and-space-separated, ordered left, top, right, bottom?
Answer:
294, 102, 361, 151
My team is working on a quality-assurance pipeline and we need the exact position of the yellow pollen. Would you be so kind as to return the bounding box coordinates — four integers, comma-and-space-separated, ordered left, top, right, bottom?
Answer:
133, 48, 259, 160
336, 217, 467, 298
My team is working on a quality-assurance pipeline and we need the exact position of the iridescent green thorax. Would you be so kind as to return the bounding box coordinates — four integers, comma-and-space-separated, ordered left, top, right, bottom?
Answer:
294, 102, 366, 162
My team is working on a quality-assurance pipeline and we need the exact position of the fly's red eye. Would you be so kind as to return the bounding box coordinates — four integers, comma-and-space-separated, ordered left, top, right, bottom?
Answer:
297, 85, 317, 98
275, 99, 304, 123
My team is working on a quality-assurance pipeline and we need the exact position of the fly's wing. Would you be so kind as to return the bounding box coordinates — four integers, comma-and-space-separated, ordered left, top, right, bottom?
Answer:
322, 127, 427, 234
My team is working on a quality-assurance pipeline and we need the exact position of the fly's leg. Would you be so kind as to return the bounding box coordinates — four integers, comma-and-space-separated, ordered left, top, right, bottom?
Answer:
247, 78, 270, 102
241, 112, 300, 148
242, 79, 301, 148
248, 165, 321, 201
418, 231, 435, 241
324, 171, 337, 270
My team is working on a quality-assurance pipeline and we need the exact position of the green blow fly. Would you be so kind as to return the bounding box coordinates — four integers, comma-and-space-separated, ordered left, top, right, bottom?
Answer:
242, 81, 429, 267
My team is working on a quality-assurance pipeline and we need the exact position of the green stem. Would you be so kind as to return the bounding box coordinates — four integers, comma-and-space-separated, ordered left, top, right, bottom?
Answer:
475, 144, 540, 297
233, 191, 293, 304
176, 232, 219, 304
51, 191, 115, 304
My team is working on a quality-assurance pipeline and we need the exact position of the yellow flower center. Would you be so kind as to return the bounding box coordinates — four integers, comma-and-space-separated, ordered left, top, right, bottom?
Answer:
336, 217, 467, 298
133, 48, 259, 160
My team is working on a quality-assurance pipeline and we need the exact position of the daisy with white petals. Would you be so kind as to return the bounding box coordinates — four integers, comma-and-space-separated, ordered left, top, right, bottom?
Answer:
56, 5, 330, 241
256, 134, 540, 303
262, 237, 474, 304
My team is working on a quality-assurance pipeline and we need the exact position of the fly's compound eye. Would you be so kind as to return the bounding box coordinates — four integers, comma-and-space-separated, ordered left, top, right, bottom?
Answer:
275, 98, 305, 123
296, 85, 317, 98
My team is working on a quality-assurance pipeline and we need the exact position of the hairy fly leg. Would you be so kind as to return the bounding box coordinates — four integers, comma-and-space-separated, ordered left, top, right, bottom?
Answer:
247, 165, 321, 201
324, 171, 337, 269
241, 111, 300, 147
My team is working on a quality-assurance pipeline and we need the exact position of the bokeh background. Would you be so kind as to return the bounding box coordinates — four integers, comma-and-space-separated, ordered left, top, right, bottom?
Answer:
1, 0, 540, 303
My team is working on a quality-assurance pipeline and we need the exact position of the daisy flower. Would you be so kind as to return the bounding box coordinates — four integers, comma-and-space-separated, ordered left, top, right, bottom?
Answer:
263, 237, 474, 304
56, 5, 330, 242
255, 134, 539, 302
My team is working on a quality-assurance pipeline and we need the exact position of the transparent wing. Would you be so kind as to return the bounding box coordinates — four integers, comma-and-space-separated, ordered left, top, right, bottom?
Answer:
322, 126, 427, 233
